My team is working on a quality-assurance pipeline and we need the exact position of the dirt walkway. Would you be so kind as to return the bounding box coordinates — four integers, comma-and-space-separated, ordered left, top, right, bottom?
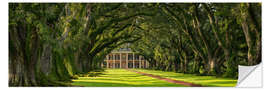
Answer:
127, 69, 203, 87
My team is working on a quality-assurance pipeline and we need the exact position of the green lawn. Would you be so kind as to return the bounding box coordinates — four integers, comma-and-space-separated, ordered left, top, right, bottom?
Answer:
133, 69, 237, 87
71, 69, 237, 87
71, 69, 184, 87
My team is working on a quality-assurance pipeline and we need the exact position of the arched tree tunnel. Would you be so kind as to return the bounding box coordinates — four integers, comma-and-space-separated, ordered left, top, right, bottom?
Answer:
9, 3, 261, 86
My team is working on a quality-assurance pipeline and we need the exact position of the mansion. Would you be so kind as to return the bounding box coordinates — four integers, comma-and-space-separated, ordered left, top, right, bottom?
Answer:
102, 48, 149, 69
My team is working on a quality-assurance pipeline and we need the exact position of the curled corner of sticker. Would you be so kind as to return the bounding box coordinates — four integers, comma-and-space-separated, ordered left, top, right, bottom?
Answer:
236, 63, 262, 87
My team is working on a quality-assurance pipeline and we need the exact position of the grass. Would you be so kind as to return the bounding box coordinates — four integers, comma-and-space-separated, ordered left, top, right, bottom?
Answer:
71, 69, 237, 87
71, 69, 184, 87
133, 69, 238, 87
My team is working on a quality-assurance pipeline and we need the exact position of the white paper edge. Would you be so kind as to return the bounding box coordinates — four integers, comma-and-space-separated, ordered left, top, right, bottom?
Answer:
236, 63, 262, 87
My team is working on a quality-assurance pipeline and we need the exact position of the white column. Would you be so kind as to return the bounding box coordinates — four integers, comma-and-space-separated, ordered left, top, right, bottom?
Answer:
146, 60, 149, 68
106, 55, 109, 68
139, 56, 141, 68
126, 53, 128, 69
101, 61, 104, 68
144, 59, 146, 68
113, 53, 115, 69
133, 53, 135, 68
120, 53, 122, 68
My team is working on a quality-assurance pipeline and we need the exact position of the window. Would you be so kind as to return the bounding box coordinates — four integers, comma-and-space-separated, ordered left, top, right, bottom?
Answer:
135, 54, 139, 60
128, 63, 133, 68
115, 63, 120, 68
128, 54, 133, 60
135, 63, 139, 68
115, 54, 120, 60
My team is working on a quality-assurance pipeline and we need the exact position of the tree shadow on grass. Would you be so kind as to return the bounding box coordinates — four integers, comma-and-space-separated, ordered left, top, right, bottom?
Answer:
72, 81, 138, 87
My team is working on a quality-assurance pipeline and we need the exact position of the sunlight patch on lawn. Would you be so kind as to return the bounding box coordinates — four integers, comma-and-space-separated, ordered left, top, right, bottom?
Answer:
71, 69, 183, 87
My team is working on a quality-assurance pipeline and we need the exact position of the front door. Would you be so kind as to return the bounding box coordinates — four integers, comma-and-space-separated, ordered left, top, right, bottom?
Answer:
121, 62, 126, 68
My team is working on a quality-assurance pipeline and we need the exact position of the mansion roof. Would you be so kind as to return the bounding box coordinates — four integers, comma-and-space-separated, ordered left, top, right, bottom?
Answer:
111, 48, 134, 53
